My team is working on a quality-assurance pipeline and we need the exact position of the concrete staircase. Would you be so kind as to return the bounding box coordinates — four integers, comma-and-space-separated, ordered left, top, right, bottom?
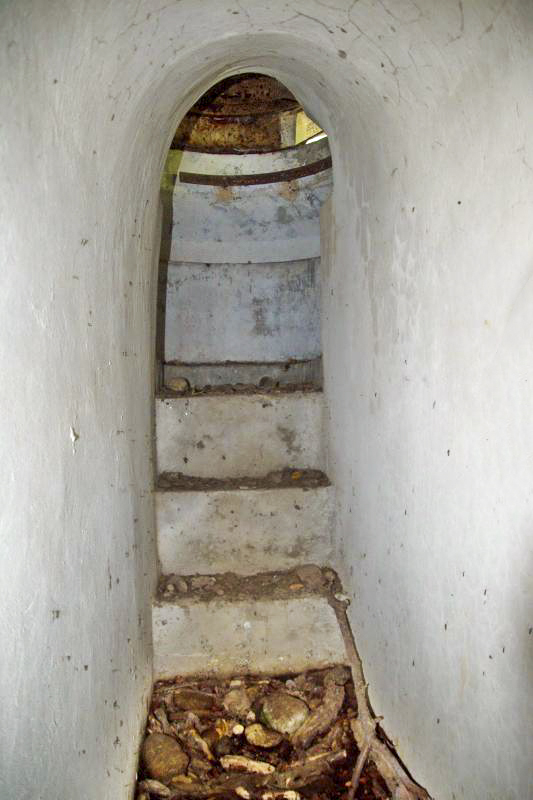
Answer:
152, 382, 339, 679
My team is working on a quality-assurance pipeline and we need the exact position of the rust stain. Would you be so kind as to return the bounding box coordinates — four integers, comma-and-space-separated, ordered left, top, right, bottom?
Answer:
214, 185, 233, 203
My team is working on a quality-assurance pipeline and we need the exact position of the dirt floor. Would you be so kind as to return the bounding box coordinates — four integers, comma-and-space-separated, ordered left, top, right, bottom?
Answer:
136, 669, 391, 800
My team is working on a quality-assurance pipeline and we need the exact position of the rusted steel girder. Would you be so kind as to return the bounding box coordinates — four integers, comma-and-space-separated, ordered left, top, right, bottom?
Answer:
173, 73, 322, 153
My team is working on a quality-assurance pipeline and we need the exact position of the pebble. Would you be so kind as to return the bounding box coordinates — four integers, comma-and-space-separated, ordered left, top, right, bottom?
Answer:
142, 733, 188, 784
176, 578, 188, 593
223, 687, 252, 717
296, 564, 326, 590
138, 779, 171, 797
245, 723, 284, 748
220, 755, 275, 774
262, 792, 301, 800
166, 376, 190, 393
334, 592, 351, 604
259, 692, 309, 735
289, 583, 304, 591
191, 575, 216, 590
172, 688, 217, 710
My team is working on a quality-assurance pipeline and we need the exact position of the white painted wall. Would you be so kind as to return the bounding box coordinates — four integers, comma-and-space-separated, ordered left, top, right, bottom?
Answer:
1, 2, 532, 800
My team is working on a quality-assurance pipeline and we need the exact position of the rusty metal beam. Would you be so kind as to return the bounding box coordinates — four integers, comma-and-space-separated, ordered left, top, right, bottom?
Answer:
179, 156, 332, 187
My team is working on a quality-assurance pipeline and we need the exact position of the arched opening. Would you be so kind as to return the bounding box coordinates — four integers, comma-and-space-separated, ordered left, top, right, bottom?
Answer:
153, 72, 338, 639
140, 65, 427, 800
156, 73, 331, 396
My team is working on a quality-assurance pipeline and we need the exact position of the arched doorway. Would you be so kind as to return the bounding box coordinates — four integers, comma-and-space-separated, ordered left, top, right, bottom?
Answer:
152, 73, 341, 675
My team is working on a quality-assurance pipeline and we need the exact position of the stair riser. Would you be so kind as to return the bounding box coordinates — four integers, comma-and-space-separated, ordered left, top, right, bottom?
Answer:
152, 596, 346, 678
156, 485, 334, 576
156, 392, 325, 477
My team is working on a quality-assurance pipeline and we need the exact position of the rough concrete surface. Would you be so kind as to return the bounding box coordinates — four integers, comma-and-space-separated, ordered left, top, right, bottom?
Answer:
153, 595, 346, 679
161, 168, 331, 264
164, 258, 321, 363
155, 391, 325, 477
156, 483, 335, 575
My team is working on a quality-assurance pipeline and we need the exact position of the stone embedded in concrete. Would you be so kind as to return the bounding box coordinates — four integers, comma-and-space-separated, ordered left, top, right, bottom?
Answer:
152, 595, 347, 678
155, 391, 325, 478
156, 484, 334, 576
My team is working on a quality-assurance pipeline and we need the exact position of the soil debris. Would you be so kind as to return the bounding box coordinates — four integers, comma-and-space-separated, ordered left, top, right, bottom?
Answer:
157, 468, 330, 493
136, 668, 391, 799
160, 382, 318, 399
157, 566, 341, 604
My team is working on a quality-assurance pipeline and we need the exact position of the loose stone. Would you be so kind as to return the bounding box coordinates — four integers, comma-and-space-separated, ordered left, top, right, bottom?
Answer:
296, 564, 326, 590
166, 377, 190, 393
173, 688, 217, 710
191, 575, 216, 589
259, 692, 309, 735
245, 723, 284, 748
223, 687, 252, 716
220, 755, 275, 774
138, 778, 171, 797
142, 733, 188, 784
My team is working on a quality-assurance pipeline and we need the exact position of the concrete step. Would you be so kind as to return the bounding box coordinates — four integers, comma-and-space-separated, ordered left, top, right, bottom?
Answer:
155, 388, 325, 477
152, 568, 347, 678
155, 470, 334, 576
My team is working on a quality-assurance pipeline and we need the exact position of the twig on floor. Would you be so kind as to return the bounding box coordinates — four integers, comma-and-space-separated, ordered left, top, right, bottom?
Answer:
328, 595, 432, 800
347, 741, 371, 800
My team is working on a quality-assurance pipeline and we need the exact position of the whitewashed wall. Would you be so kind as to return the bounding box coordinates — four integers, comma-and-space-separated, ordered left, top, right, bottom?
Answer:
0, 2, 532, 800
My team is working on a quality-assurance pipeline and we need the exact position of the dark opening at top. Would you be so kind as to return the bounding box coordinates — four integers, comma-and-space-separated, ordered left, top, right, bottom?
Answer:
173, 73, 324, 153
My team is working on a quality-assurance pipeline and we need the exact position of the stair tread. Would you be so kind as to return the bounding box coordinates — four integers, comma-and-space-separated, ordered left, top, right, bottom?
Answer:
152, 591, 347, 678
157, 468, 330, 492
156, 565, 341, 605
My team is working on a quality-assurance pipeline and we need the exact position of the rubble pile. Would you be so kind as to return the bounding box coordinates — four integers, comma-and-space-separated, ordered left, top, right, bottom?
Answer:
136, 668, 391, 800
